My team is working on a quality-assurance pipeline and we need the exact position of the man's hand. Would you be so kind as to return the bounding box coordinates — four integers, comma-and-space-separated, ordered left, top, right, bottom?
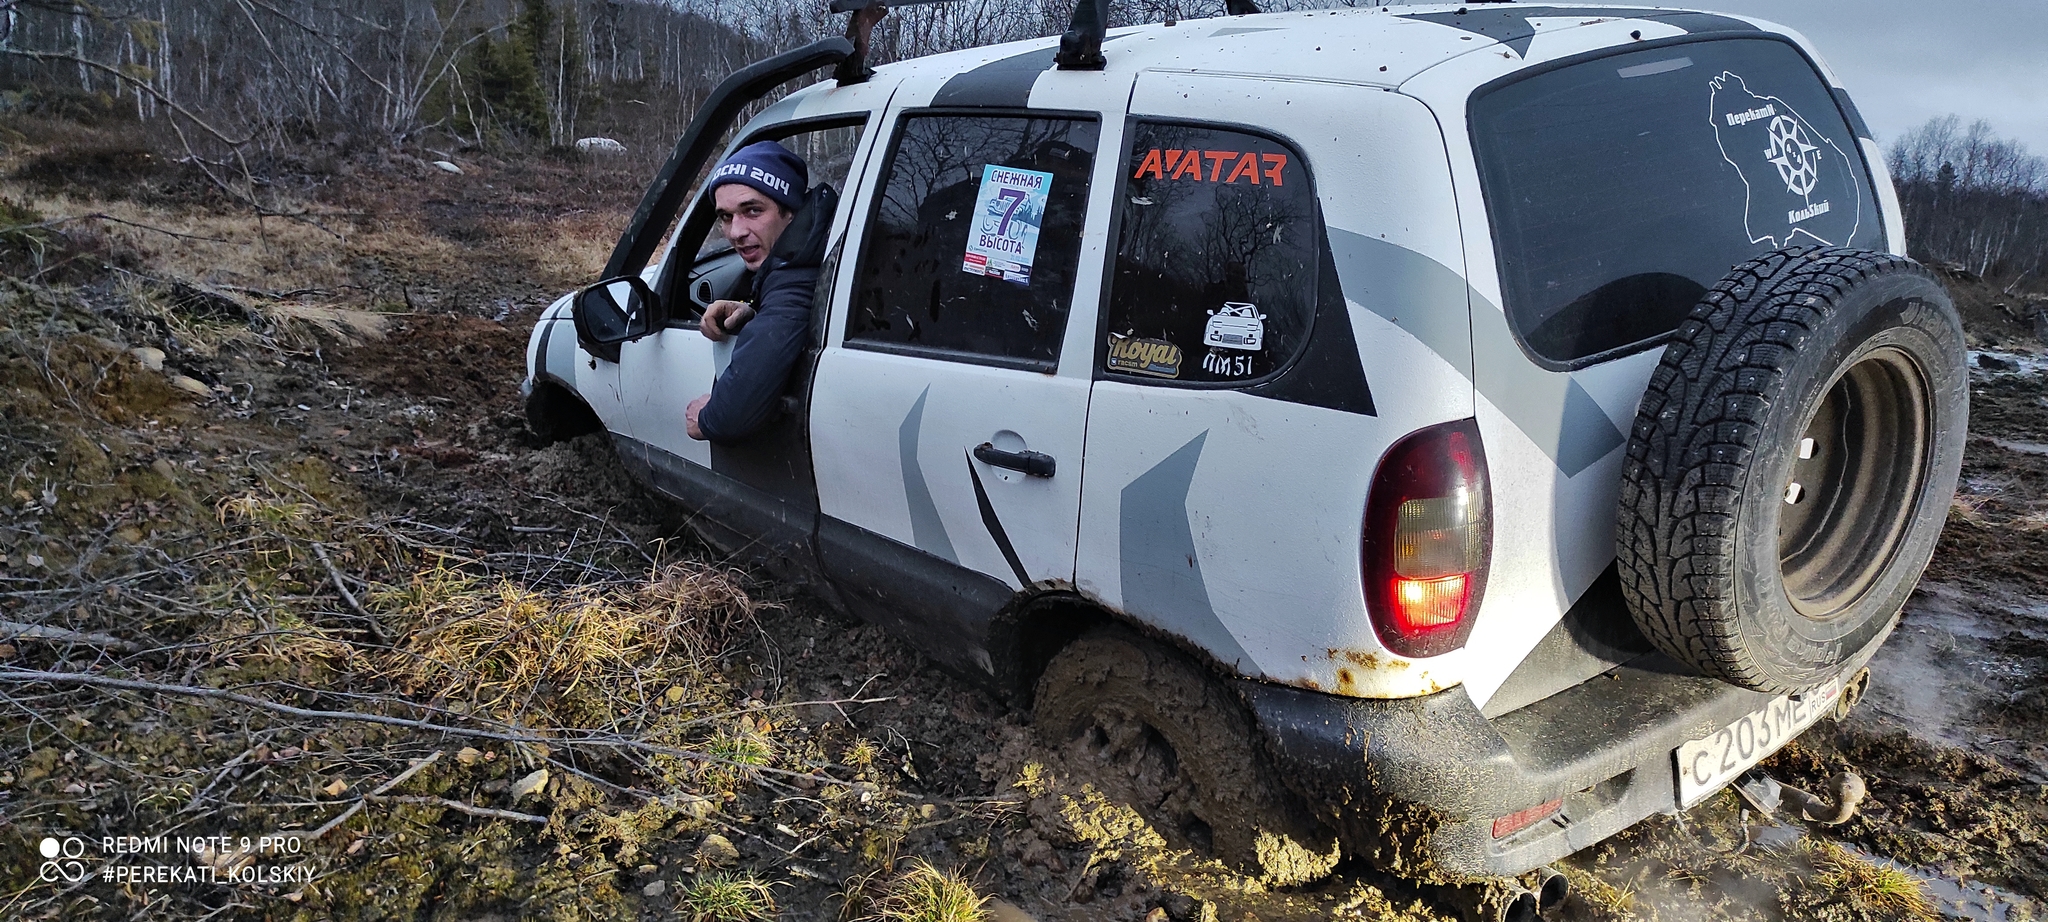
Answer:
701, 300, 756, 342
686, 394, 712, 440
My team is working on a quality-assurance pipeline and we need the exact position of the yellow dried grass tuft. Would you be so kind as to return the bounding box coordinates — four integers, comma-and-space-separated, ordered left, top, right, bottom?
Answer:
383, 562, 757, 727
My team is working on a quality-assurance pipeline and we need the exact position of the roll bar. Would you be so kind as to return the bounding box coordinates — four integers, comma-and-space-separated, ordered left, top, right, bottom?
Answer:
600, 38, 854, 280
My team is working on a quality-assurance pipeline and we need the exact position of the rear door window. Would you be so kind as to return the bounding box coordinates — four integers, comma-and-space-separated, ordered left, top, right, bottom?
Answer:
1102, 122, 1319, 385
846, 113, 1100, 369
1472, 38, 1883, 367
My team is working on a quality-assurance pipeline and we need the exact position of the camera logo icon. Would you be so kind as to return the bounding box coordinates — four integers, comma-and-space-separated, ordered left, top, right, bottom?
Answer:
38, 836, 89, 883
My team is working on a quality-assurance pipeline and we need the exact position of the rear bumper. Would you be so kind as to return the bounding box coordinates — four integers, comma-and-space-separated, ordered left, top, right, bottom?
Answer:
1240, 654, 1851, 877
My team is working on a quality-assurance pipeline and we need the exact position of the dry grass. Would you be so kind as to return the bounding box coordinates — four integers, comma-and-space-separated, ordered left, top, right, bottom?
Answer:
384, 564, 756, 727
845, 860, 990, 922
677, 872, 782, 922
1806, 840, 1938, 922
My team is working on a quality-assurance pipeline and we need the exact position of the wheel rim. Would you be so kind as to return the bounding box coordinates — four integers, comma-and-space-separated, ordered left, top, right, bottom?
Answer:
1777, 346, 1932, 619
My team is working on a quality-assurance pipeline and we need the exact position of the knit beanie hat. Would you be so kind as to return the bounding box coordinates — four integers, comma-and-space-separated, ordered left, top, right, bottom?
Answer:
707, 140, 808, 213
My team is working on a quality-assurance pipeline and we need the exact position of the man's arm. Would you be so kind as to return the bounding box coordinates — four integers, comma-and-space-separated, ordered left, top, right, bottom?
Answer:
694, 265, 820, 443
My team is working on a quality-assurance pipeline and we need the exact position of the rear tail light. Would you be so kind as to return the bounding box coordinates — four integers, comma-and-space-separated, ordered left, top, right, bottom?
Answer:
1364, 419, 1492, 658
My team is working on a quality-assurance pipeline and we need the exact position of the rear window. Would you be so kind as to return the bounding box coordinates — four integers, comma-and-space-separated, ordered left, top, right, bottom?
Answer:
1102, 122, 1319, 385
1472, 38, 1882, 366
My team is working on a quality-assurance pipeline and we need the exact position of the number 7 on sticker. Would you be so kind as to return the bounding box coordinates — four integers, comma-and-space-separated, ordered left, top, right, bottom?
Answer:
990, 187, 1028, 237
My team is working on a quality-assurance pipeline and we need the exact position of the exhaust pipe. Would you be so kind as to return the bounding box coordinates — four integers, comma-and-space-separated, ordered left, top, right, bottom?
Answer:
1533, 865, 1569, 913
1443, 880, 1539, 922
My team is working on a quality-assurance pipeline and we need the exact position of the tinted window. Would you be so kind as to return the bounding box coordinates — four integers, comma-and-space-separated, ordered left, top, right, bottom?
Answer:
1473, 38, 1882, 365
1103, 123, 1318, 384
848, 114, 1099, 368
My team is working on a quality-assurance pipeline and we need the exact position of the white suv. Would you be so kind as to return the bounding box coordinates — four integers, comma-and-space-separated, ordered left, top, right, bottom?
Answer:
522, 2, 1967, 900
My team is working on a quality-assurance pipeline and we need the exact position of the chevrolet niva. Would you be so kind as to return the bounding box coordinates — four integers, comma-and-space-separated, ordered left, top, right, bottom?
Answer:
520, 3, 1966, 916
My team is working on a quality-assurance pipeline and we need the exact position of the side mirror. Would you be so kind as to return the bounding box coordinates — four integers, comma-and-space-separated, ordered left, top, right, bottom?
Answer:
572, 275, 662, 362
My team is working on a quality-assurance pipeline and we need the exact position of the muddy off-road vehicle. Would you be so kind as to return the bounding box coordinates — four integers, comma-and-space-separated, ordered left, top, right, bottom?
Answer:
521, 0, 1967, 909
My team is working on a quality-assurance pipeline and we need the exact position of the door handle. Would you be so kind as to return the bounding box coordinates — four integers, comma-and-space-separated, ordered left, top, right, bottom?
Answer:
973, 442, 1056, 478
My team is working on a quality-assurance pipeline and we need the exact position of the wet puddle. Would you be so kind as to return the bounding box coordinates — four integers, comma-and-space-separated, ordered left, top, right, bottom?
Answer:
1747, 823, 2034, 921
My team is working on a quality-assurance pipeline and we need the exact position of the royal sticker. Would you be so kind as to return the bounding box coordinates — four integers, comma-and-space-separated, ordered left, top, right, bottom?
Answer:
1131, 149, 1287, 185
1709, 72, 1861, 247
962, 164, 1053, 285
1107, 333, 1184, 378
1203, 302, 1266, 352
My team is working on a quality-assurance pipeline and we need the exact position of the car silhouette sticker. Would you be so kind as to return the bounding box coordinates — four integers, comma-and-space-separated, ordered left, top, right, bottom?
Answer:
1709, 71, 1861, 248
1203, 302, 1266, 351
1107, 333, 1184, 378
962, 164, 1053, 286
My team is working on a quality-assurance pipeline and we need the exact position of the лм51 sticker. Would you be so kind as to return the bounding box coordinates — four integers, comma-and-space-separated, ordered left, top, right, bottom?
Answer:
1107, 333, 1183, 378
1709, 72, 1861, 248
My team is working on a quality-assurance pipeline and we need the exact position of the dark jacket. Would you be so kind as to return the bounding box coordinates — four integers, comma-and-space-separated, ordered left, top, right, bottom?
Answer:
696, 184, 835, 443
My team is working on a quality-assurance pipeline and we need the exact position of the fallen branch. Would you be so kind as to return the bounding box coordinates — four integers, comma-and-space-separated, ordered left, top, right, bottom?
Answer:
0, 620, 140, 653
0, 668, 889, 785
366, 794, 548, 824
311, 542, 385, 642
0, 213, 230, 244
307, 750, 442, 842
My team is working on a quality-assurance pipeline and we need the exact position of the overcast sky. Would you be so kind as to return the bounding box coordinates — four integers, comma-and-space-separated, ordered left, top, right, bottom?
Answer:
1703, 0, 2048, 155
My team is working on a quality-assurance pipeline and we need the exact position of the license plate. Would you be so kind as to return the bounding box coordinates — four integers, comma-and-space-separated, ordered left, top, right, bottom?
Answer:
1674, 678, 1841, 807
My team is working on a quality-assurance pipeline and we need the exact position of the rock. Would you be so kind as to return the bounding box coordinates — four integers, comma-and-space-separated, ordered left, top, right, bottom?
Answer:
432, 160, 463, 174
1978, 353, 2017, 371
168, 375, 214, 397
668, 793, 713, 819
151, 458, 177, 479
130, 347, 165, 371
641, 879, 666, 897
510, 768, 550, 800
574, 137, 626, 154
694, 833, 738, 866
987, 899, 1043, 922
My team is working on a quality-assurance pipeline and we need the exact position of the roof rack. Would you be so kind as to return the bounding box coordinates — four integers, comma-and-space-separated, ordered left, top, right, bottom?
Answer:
830, 0, 1265, 78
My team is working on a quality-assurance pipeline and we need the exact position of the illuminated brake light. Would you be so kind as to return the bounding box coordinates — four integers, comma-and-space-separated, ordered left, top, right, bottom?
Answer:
1393, 574, 1469, 631
1364, 420, 1491, 658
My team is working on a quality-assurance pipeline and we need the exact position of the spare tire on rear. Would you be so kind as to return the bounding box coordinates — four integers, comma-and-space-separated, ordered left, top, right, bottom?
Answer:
1616, 247, 1968, 693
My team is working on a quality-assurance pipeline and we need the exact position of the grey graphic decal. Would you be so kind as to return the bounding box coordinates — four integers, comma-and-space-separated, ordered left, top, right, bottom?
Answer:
1710, 72, 1862, 247
931, 47, 1058, 108
1327, 228, 1473, 379
1327, 229, 1625, 476
1470, 307, 1628, 477
1399, 7, 1756, 58
1119, 431, 1256, 671
899, 386, 957, 563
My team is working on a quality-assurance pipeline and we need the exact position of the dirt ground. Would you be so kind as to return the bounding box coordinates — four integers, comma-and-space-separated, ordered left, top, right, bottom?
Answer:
1, 115, 2044, 922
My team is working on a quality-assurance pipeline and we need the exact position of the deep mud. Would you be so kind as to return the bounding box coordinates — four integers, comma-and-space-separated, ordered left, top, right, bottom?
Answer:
3, 117, 2046, 922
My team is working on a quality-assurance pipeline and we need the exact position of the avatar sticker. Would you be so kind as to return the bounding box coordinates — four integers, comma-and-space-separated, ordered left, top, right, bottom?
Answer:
1709, 72, 1861, 248
962, 164, 1053, 285
1203, 302, 1266, 351
1107, 333, 1184, 378
1132, 149, 1288, 185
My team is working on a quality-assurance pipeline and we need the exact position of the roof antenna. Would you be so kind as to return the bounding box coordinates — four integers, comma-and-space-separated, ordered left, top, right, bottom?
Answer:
1055, 0, 1107, 70
829, 0, 892, 85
